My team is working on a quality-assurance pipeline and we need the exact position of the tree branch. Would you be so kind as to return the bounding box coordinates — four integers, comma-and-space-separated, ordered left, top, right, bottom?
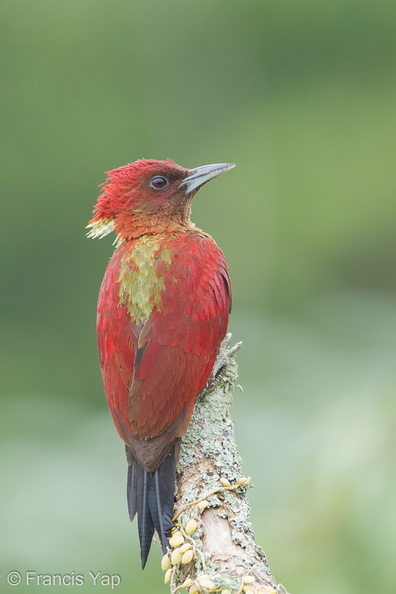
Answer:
161, 342, 290, 594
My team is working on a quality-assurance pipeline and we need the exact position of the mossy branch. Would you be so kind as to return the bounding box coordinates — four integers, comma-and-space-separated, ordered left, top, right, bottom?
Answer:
160, 340, 290, 594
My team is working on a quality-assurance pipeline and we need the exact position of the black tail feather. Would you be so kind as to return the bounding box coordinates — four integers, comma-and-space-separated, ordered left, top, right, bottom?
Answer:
126, 447, 176, 568
126, 459, 137, 520
138, 470, 156, 567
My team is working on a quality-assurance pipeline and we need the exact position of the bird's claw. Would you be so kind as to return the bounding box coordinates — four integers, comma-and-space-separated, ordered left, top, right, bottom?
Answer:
204, 333, 242, 393
212, 332, 242, 376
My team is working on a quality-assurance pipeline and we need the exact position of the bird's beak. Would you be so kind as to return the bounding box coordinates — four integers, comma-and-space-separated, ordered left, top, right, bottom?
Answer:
180, 162, 235, 195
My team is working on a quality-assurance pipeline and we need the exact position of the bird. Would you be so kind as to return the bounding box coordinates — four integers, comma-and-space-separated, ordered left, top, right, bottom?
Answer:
87, 158, 235, 567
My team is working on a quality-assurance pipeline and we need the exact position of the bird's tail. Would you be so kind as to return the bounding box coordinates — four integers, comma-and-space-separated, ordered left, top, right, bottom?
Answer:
126, 446, 176, 568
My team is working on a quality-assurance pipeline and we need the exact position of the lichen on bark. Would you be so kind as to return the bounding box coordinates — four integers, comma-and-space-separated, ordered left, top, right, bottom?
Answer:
161, 344, 290, 594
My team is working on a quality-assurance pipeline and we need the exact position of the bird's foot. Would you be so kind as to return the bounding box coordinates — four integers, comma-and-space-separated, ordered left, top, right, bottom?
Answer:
204, 332, 242, 394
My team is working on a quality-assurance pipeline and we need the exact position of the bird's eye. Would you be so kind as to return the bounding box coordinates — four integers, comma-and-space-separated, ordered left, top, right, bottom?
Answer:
150, 176, 169, 190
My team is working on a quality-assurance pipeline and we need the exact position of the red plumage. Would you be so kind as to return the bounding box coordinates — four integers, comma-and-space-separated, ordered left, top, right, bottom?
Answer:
88, 158, 234, 566
98, 235, 230, 441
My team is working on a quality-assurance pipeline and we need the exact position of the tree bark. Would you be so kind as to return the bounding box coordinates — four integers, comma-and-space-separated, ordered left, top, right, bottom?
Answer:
161, 343, 290, 594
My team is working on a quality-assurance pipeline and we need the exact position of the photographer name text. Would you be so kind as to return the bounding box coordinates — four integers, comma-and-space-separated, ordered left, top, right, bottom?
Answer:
7, 570, 121, 588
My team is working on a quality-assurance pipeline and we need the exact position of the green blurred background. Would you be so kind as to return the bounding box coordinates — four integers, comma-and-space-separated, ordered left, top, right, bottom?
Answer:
1, 1, 396, 592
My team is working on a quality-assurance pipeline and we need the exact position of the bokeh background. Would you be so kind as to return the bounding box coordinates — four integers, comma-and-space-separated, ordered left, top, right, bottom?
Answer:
1, 1, 396, 593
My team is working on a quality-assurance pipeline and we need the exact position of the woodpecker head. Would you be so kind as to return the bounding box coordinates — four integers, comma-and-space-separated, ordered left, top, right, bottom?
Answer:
87, 158, 235, 242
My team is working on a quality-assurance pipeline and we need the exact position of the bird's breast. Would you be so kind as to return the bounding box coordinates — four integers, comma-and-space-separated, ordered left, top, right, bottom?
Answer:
117, 236, 173, 324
